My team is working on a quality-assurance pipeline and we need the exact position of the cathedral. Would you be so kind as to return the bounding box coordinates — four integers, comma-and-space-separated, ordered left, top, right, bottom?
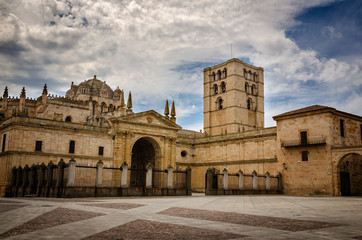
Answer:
0, 58, 361, 197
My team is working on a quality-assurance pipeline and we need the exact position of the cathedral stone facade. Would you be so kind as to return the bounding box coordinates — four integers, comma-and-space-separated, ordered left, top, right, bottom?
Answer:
1, 58, 361, 197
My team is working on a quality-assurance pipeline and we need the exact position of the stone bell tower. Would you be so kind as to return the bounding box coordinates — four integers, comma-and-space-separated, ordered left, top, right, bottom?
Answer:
203, 58, 264, 136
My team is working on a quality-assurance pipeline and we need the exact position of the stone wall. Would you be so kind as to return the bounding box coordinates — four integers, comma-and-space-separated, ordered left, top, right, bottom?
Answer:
0, 117, 113, 196
176, 127, 280, 192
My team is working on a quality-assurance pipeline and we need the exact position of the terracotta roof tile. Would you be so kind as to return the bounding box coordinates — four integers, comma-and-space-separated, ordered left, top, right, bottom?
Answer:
273, 105, 335, 119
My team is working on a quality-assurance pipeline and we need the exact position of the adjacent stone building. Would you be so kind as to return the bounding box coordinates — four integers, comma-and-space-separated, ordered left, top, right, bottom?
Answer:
0, 58, 361, 196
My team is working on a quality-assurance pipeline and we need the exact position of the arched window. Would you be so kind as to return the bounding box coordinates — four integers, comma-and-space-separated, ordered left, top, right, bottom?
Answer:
69, 140, 75, 153
212, 72, 216, 81
223, 68, 227, 78
221, 81, 226, 93
245, 83, 249, 93
253, 72, 257, 81
218, 98, 223, 110
248, 71, 251, 80
108, 104, 114, 112
213, 84, 218, 95
65, 116, 72, 122
217, 70, 222, 80
251, 85, 256, 95
92, 103, 96, 115
243, 69, 247, 78
101, 102, 107, 113
247, 98, 252, 110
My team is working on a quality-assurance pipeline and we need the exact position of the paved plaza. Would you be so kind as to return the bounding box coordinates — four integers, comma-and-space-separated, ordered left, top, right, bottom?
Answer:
0, 194, 361, 239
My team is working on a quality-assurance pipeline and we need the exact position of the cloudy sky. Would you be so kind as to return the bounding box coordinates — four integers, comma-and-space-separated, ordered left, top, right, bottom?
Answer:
1, 0, 361, 131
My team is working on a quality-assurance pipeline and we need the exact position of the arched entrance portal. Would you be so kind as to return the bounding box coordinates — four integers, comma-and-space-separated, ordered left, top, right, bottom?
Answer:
338, 153, 362, 196
130, 137, 160, 188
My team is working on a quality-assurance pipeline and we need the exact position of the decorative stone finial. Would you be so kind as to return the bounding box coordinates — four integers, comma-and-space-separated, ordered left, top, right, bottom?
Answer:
170, 101, 176, 123
94, 75, 96, 80
120, 90, 125, 107
3, 86, 8, 98
20, 87, 26, 98
164, 99, 169, 116
42, 84, 48, 95
171, 101, 176, 117
126, 91, 132, 112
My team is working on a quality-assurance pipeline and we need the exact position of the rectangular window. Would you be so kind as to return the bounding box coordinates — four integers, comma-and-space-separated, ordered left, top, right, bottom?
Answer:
300, 131, 307, 145
302, 151, 308, 162
98, 146, 104, 156
69, 140, 75, 153
35, 141, 42, 151
1, 134, 6, 152
340, 119, 345, 137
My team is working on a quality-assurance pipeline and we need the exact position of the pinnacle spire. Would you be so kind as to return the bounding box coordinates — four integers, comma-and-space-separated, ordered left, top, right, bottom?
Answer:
127, 91, 132, 109
120, 90, 125, 107
170, 101, 176, 123
164, 99, 169, 116
171, 101, 176, 117
3, 86, 8, 98
42, 84, 48, 95
20, 87, 26, 98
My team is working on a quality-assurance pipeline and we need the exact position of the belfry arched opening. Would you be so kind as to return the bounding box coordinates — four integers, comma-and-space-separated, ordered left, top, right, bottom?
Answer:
338, 153, 362, 196
130, 137, 159, 188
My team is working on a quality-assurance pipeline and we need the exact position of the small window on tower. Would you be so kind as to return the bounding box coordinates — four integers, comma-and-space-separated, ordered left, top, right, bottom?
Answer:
69, 140, 75, 153
98, 146, 104, 156
35, 141, 42, 151
223, 68, 227, 78
213, 84, 218, 95
221, 82, 226, 93
217, 70, 222, 80
65, 116, 71, 122
251, 85, 257, 95
247, 99, 252, 110
340, 119, 345, 137
218, 98, 223, 110
300, 131, 307, 145
212, 72, 216, 81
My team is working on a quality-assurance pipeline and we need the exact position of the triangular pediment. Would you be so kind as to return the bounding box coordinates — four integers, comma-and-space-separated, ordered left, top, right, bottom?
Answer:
110, 110, 181, 130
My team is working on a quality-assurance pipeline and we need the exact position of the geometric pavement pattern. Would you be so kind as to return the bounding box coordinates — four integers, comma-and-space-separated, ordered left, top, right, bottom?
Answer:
0, 196, 361, 240
158, 207, 344, 232
0, 204, 28, 214
0, 207, 104, 239
80, 203, 145, 210
82, 219, 247, 240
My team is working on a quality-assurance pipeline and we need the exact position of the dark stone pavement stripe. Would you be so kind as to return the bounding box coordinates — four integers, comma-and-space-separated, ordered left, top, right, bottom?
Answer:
28, 198, 103, 202
80, 203, 145, 210
0, 207, 104, 239
0, 200, 23, 204
82, 219, 246, 240
353, 236, 362, 240
0, 204, 28, 213
158, 207, 344, 232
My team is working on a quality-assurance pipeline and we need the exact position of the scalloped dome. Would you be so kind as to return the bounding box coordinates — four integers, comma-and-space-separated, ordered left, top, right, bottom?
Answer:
66, 75, 116, 100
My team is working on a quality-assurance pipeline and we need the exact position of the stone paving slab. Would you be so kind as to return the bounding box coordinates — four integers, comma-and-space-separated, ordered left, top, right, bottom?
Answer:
80, 202, 144, 210
0, 195, 361, 240
0, 204, 28, 214
82, 219, 246, 240
0, 207, 103, 239
158, 207, 344, 231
